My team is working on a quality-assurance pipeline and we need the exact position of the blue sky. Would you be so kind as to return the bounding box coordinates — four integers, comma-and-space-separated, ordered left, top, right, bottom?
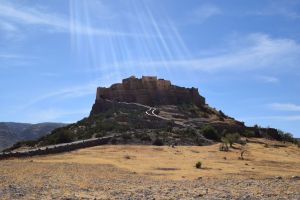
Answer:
0, 0, 300, 137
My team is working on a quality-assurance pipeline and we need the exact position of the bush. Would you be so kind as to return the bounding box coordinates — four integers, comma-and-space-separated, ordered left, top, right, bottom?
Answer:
121, 133, 132, 140
95, 132, 105, 138
153, 138, 164, 146
56, 132, 72, 144
243, 130, 255, 138
278, 130, 294, 143
184, 127, 197, 137
223, 133, 240, 147
219, 142, 229, 151
195, 161, 202, 169
140, 134, 152, 141
165, 121, 174, 132
200, 125, 220, 141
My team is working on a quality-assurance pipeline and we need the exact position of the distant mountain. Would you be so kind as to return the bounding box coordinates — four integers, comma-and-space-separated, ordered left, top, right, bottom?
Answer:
0, 122, 66, 151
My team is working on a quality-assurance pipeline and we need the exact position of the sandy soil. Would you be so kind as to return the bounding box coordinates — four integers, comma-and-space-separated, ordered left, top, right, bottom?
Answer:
0, 139, 299, 199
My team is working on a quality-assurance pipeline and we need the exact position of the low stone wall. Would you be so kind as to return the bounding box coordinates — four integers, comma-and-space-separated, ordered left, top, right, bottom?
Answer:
0, 135, 117, 160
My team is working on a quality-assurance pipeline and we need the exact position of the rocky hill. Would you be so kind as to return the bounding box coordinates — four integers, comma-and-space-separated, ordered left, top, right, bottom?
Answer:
0, 122, 66, 151
6, 76, 296, 151
91, 76, 205, 115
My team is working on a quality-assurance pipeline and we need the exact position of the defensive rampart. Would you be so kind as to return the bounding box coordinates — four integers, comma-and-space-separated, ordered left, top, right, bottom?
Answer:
91, 76, 206, 115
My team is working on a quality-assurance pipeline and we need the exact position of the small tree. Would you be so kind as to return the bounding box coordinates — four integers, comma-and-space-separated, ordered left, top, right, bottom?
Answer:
219, 138, 229, 151
278, 130, 294, 143
201, 125, 220, 141
224, 133, 240, 147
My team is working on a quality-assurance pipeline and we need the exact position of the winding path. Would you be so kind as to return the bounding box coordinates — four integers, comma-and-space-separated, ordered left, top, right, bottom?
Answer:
105, 99, 175, 122
0, 99, 183, 159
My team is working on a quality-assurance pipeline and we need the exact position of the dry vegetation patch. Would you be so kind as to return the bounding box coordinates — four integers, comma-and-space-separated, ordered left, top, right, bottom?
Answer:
0, 139, 299, 199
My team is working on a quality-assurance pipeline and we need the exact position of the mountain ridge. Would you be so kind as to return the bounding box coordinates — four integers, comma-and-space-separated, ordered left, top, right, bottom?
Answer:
0, 122, 66, 151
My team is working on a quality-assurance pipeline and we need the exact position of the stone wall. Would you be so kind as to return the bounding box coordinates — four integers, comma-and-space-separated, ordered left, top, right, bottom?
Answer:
0, 136, 116, 160
92, 76, 206, 115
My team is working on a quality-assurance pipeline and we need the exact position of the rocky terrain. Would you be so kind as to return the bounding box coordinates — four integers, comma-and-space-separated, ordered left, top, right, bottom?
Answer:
0, 139, 299, 199
0, 122, 66, 151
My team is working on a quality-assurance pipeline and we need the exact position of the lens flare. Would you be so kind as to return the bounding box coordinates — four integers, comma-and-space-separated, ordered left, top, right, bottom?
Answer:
69, 0, 191, 80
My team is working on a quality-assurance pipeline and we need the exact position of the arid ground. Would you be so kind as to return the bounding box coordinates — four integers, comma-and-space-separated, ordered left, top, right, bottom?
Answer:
0, 139, 299, 199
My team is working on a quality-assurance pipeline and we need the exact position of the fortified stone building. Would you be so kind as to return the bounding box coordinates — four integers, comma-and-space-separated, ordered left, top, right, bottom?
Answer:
91, 76, 205, 115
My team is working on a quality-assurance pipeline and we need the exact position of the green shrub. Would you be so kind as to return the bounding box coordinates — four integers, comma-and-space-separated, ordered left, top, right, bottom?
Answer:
219, 142, 229, 151
200, 125, 220, 141
243, 130, 255, 138
153, 138, 164, 146
95, 132, 105, 138
195, 161, 202, 169
140, 134, 152, 141
278, 130, 294, 143
116, 125, 130, 132
223, 133, 240, 147
184, 127, 197, 137
56, 132, 72, 144
121, 133, 132, 140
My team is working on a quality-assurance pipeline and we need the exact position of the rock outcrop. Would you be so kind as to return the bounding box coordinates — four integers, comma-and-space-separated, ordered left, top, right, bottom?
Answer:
91, 76, 205, 115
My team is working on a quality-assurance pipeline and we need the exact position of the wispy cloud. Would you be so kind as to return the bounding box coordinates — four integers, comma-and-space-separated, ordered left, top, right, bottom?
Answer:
21, 72, 118, 109
0, 53, 39, 68
0, 2, 66, 30
269, 103, 300, 112
256, 75, 279, 83
0, 1, 148, 37
179, 33, 300, 72
23, 83, 98, 109
191, 4, 222, 23
0, 20, 17, 32
249, 1, 300, 19
104, 33, 300, 73
0, 54, 37, 59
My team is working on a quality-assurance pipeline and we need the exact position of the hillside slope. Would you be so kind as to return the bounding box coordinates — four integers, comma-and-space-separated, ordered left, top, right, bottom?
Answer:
7, 76, 295, 151
0, 122, 66, 150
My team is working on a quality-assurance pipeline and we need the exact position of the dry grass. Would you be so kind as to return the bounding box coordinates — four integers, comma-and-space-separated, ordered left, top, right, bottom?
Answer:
6, 138, 299, 180
0, 139, 299, 199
